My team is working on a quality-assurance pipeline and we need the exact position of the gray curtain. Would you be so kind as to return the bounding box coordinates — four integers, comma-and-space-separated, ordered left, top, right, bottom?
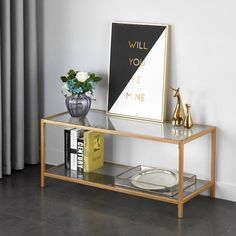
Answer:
0, 0, 39, 178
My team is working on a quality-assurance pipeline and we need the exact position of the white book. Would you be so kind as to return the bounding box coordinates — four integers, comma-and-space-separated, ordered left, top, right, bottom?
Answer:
70, 153, 77, 170
70, 170, 77, 178
70, 129, 77, 150
70, 129, 83, 150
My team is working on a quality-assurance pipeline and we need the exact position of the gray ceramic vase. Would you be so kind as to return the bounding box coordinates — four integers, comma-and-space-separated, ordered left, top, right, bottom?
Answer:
65, 94, 91, 117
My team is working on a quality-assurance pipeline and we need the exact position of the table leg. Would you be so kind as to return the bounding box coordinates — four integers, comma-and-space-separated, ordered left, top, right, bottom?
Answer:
178, 142, 184, 219
210, 128, 216, 198
41, 120, 46, 188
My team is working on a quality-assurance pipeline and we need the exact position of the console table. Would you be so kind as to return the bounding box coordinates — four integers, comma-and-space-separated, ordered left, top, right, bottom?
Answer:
41, 109, 216, 218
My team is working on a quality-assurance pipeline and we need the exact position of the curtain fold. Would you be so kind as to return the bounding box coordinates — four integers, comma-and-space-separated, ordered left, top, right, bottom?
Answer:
0, 0, 11, 177
24, 0, 39, 164
0, 0, 39, 178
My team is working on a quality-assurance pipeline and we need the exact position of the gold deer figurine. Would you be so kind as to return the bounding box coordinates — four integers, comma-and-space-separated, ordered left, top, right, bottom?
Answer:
183, 104, 193, 129
171, 87, 185, 126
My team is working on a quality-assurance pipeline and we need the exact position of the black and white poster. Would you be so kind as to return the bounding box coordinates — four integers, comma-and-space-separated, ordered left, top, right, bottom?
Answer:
107, 22, 169, 122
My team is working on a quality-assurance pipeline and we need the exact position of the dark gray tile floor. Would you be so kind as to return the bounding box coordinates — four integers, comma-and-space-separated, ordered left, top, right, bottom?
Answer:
0, 165, 236, 236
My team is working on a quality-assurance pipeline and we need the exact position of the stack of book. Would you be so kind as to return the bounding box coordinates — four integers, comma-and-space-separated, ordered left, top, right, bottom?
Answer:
64, 129, 104, 173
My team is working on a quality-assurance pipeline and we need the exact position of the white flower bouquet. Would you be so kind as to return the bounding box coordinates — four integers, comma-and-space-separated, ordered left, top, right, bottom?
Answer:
60, 69, 102, 96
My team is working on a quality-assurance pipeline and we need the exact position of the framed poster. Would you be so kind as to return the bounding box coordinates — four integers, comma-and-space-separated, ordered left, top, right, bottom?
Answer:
107, 22, 169, 122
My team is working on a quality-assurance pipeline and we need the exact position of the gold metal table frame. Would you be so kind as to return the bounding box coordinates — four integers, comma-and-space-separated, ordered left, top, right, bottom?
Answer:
40, 109, 216, 219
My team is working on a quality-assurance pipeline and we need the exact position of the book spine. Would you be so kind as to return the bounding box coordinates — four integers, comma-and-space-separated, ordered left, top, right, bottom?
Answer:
77, 138, 84, 173
83, 131, 104, 172
70, 129, 83, 171
70, 129, 78, 150
70, 153, 77, 170
64, 129, 70, 169
84, 132, 88, 172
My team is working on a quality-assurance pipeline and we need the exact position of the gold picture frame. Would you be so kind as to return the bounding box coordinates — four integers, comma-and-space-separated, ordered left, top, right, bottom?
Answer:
107, 21, 170, 122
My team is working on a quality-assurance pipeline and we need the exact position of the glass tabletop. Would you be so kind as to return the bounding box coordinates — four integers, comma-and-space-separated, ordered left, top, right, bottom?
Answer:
43, 109, 213, 143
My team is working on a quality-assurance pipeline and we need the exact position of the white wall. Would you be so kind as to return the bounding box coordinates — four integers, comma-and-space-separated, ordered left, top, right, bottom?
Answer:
38, 0, 236, 201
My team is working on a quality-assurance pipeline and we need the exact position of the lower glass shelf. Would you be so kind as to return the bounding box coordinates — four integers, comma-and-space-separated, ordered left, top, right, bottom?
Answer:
45, 162, 211, 203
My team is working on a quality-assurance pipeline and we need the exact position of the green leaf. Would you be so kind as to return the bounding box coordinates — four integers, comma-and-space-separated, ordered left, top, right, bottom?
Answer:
74, 80, 83, 88
81, 81, 92, 93
93, 76, 102, 82
60, 76, 67, 82
68, 69, 75, 75
86, 77, 92, 83
67, 69, 76, 78
90, 73, 95, 79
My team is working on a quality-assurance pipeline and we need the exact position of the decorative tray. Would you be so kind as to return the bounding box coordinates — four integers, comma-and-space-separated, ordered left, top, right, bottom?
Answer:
115, 165, 196, 197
